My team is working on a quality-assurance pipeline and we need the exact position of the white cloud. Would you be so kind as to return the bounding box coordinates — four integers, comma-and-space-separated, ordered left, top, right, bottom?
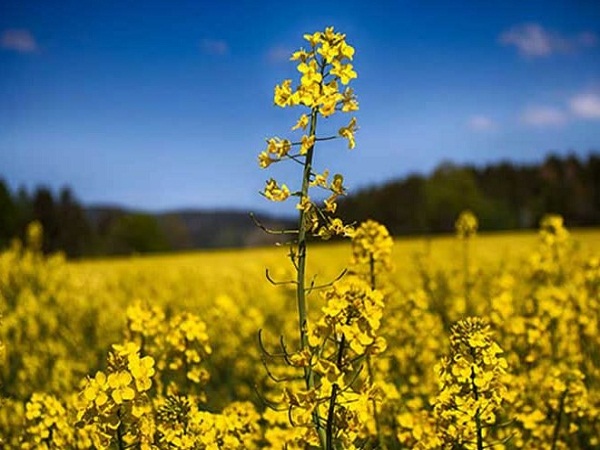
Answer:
520, 106, 567, 127
199, 38, 229, 56
499, 23, 597, 58
569, 93, 600, 119
467, 115, 496, 131
1, 29, 38, 53
266, 45, 291, 64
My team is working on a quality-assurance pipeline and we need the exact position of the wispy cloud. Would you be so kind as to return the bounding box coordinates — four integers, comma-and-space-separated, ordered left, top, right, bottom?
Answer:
467, 115, 496, 131
499, 23, 597, 58
266, 45, 291, 64
199, 38, 229, 56
569, 93, 600, 119
1, 29, 38, 53
520, 106, 567, 127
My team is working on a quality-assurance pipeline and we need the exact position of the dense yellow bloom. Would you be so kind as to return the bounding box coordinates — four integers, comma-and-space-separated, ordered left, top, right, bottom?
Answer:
431, 317, 509, 448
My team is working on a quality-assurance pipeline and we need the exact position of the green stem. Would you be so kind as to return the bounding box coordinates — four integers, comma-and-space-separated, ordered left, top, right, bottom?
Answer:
296, 108, 318, 352
296, 105, 327, 449
116, 408, 126, 450
326, 384, 339, 450
368, 253, 387, 450
326, 334, 347, 450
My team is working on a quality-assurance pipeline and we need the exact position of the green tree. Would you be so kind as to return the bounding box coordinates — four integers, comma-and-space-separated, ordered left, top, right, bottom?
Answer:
0, 179, 18, 247
108, 213, 169, 254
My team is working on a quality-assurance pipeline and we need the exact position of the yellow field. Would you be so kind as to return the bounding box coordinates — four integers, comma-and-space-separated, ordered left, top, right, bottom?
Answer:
1, 223, 599, 448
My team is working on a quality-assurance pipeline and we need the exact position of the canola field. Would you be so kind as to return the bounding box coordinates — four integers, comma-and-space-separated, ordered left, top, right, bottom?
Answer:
3, 26, 600, 450
1, 219, 599, 449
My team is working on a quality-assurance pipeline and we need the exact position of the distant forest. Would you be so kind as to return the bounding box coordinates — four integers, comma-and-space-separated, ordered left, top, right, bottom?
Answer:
337, 152, 600, 235
1, 152, 599, 257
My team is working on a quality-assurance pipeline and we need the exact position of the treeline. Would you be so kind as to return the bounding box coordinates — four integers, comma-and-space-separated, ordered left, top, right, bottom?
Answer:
1, 152, 599, 257
337, 152, 600, 234
0, 183, 169, 257
0, 184, 91, 257
0, 182, 290, 257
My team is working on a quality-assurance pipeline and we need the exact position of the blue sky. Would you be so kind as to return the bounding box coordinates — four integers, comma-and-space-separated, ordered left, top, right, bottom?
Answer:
1, 0, 599, 213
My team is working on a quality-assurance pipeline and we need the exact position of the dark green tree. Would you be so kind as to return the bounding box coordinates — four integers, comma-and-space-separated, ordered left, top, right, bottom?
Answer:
0, 180, 18, 247
108, 213, 170, 254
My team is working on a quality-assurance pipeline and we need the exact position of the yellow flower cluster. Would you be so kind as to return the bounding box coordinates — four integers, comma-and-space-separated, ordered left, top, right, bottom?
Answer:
350, 219, 394, 277
455, 209, 479, 239
0, 222, 97, 400
394, 317, 509, 449
273, 27, 357, 112
267, 276, 387, 447
0, 215, 598, 448
22, 393, 77, 449
155, 397, 261, 449
77, 342, 155, 448
257, 26, 358, 241
310, 276, 386, 355
125, 301, 212, 398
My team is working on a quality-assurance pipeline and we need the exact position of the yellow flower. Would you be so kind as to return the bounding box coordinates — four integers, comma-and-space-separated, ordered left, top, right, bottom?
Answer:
264, 178, 290, 202
266, 137, 291, 157
292, 114, 309, 131
330, 173, 346, 195
341, 87, 359, 112
323, 26, 339, 43
107, 371, 135, 404
310, 169, 329, 188
318, 40, 338, 63
274, 79, 293, 107
128, 354, 155, 392
297, 60, 322, 87
296, 195, 312, 213
300, 134, 315, 155
291, 82, 320, 107
323, 195, 337, 213
303, 31, 322, 47
258, 151, 274, 168
339, 41, 355, 60
331, 61, 357, 85
290, 48, 310, 62
319, 95, 339, 117
338, 117, 358, 149
84, 371, 109, 407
